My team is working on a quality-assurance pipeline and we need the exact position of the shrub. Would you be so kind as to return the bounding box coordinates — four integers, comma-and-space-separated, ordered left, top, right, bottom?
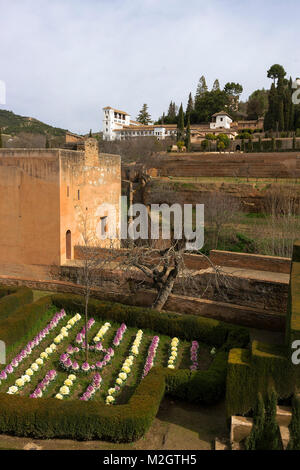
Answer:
50, 293, 249, 350
0, 291, 250, 441
0, 287, 33, 322
245, 388, 282, 450
0, 368, 165, 442
287, 394, 300, 450
0, 286, 16, 300
0, 295, 53, 355
165, 351, 228, 404
226, 342, 294, 417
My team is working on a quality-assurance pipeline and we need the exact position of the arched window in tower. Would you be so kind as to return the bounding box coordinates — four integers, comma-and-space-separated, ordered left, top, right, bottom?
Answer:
66, 230, 72, 260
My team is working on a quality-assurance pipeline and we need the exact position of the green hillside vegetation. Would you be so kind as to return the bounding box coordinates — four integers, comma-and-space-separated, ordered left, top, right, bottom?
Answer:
0, 109, 67, 137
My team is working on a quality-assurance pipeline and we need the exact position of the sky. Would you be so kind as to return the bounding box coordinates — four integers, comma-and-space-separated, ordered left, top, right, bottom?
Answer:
1, 0, 300, 134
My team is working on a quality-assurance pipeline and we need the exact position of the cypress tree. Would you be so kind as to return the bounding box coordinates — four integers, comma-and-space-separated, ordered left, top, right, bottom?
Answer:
258, 136, 262, 152
167, 101, 176, 122
185, 92, 194, 117
89, 129, 92, 137
185, 114, 191, 151
287, 395, 300, 450
264, 83, 277, 131
272, 137, 276, 151
278, 100, 284, 132
177, 103, 185, 142
0, 128, 2, 149
245, 393, 265, 450
45, 137, 50, 148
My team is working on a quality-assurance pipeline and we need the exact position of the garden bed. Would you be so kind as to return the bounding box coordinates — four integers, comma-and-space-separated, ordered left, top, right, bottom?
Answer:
0, 291, 249, 442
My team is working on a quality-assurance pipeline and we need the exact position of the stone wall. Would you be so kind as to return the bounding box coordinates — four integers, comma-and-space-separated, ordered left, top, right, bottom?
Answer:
0, 275, 285, 331
145, 152, 299, 179
210, 250, 291, 274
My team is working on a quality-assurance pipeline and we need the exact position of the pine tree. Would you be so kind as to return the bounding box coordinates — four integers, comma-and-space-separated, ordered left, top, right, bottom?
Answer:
212, 79, 220, 91
167, 101, 177, 121
136, 104, 152, 125
0, 128, 2, 149
177, 103, 185, 142
195, 75, 208, 102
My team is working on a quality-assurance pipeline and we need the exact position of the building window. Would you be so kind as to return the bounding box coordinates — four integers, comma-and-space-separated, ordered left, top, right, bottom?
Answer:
67, 186, 70, 197
66, 230, 72, 260
100, 216, 108, 237
78, 190, 80, 200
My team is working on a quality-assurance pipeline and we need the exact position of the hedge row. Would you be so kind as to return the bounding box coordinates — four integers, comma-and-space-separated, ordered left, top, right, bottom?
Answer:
0, 287, 33, 322
0, 290, 249, 441
226, 341, 296, 417
0, 286, 17, 300
0, 367, 165, 442
0, 295, 54, 355
164, 351, 228, 404
51, 293, 249, 351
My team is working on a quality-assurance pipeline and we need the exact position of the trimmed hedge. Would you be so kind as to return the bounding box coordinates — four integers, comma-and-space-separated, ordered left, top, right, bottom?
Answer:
51, 293, 249, 351
0, 287, 33, 322
226, 341, 295, 417
226, 348, 254, 416
0, 367, 165, 442
0, 286, 17, 300
0, 290, 250, 441
0, 295, 53, 355
165, 351, 228, 404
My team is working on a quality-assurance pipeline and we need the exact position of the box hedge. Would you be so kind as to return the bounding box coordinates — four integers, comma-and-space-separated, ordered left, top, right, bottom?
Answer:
0, 290, 250, 441
0, 367, 165, 442
51, 293, 249, 351
0, 295, 54, 355
0, 287, 33, 322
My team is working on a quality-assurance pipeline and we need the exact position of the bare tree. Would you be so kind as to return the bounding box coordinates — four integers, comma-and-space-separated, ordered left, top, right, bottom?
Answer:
73, 210, 119, 361
258, 185, 300, 257
202, 192, 242, 249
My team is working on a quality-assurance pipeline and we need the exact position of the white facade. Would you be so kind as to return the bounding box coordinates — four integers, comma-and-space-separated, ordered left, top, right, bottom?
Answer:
102, 106, 177, 141
103, 107, 132, 141
210, 112, 232, 130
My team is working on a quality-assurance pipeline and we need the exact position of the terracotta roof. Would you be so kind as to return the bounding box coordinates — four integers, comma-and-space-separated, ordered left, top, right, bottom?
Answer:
115, 126, 155, 131
103, 106, 129, 115
211, 111, 232, 119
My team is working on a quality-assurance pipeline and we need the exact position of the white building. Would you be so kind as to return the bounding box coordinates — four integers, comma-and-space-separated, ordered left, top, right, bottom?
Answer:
102, 106, 235, 142
102, 106, 177, 141
210, 111, 233, 130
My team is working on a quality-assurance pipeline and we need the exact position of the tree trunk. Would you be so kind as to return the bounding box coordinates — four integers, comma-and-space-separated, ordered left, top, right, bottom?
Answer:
152, 269, 177, 311
85, 294, 89, 362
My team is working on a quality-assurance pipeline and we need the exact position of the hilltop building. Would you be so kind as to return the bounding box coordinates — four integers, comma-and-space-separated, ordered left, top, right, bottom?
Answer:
102, 106, 177, 141
102, 106, 264, 142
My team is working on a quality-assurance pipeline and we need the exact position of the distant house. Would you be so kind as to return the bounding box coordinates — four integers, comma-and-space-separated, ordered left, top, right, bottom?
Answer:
210, 111, 233, 130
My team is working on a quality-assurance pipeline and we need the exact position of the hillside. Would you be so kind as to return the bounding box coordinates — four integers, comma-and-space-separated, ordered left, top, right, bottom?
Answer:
0, 109, 67, 137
